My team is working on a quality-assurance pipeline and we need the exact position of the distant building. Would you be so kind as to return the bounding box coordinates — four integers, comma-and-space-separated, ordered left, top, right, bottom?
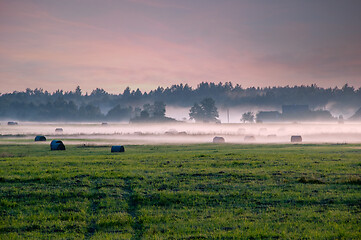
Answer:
282, 105, 310, 117
255, 105, 335, 123
282, 105, 334, 121
282, 105, 310, 120
256, 111, 282, 122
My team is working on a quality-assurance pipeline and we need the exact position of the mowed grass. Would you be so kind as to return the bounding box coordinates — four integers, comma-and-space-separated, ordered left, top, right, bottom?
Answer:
0, 143, 360, 239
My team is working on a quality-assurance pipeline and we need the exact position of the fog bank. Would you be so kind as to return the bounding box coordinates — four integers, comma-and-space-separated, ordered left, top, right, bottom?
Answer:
1, 122, 361, 145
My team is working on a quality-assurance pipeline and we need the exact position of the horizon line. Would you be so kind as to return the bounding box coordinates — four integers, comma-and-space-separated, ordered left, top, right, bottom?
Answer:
1, 82, 359, 95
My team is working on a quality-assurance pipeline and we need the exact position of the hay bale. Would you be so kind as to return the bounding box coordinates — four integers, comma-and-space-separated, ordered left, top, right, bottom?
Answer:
165, 129, 178, 135
237, 128, 245, 134
50, 140, 65, 150
34, 135, 46, 141
244, 135, 255, 141
291, 135, 302, 143
213, 136, 225, 143
111, 145, 125, 152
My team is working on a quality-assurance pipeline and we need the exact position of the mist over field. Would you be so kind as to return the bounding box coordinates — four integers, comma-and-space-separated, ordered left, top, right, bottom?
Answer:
2, 121, 361, 145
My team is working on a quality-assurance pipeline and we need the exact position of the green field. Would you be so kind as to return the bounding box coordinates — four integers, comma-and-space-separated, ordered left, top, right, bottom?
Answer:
0, 143, 360, 239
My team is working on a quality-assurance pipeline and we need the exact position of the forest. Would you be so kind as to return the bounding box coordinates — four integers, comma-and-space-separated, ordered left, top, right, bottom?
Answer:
1, 82, 360, 121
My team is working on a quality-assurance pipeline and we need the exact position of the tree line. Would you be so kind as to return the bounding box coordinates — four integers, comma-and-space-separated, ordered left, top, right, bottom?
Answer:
1, 82, 360, 121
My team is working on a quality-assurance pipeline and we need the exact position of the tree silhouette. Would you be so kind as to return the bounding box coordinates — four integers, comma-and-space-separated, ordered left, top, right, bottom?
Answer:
1, 82, 360, 121
106, 105, 132, 120
75, 86, 82, 96
153, 101, 166, 118
189, 103, 203, 122
241, 112, 255, 123
189, 98, 219, 122
130, 101, 173, 122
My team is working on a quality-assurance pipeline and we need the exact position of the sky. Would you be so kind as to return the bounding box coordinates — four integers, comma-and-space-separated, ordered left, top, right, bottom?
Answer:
1, 0, 361, 94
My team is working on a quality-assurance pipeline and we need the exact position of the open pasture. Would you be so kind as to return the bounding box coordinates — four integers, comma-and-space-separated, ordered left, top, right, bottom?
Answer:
0, 143, 361, 239
2, 122, 361, 145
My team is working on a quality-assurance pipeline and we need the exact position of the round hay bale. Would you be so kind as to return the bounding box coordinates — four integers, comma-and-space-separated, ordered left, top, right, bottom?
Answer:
291, 135, 302, 143
111, 145, 125, 152
244, 135, 256, 141
213, 136, 225, 143
50, 140, 65, 150
165, 129, 178, 135
237, 128, 245, 134
35, 135, 46, 141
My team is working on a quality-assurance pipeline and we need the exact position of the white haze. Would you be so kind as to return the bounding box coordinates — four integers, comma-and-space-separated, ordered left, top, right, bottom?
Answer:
166, 106, 281, 123
1, 121, 361, 145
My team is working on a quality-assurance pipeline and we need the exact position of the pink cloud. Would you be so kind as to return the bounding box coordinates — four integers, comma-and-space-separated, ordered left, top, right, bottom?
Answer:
1, 0, 361, 94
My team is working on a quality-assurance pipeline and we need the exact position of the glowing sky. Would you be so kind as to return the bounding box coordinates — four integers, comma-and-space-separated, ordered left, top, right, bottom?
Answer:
1, 0, 361, 93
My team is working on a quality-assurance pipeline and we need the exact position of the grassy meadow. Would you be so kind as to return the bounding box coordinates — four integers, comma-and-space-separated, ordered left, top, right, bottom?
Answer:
0, 143, 360, 239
